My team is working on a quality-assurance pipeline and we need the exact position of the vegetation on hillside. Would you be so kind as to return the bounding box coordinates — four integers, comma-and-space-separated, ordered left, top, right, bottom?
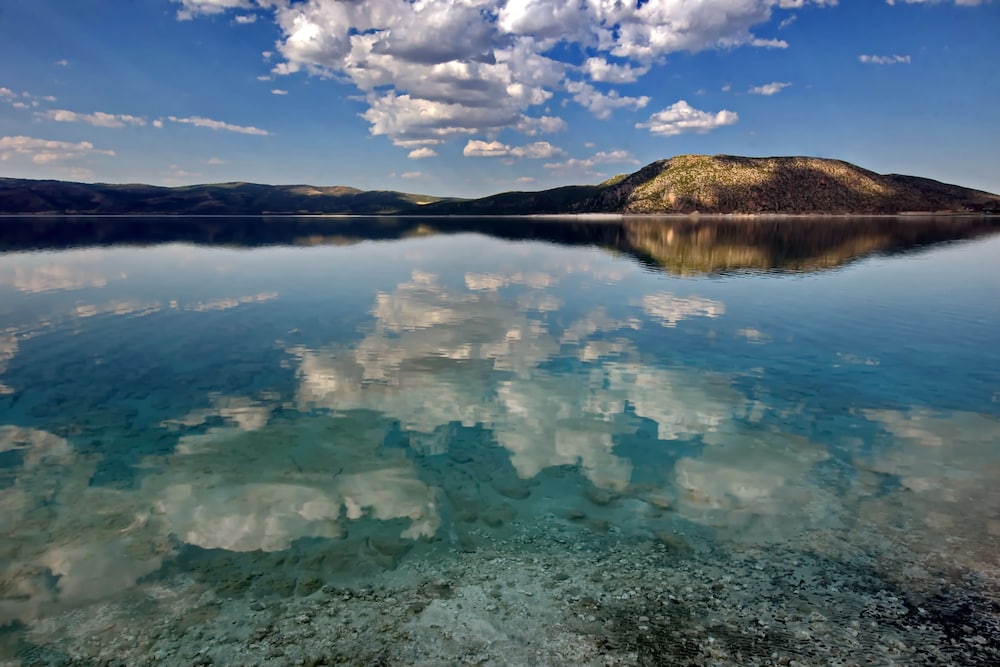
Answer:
1, 155, 998, 215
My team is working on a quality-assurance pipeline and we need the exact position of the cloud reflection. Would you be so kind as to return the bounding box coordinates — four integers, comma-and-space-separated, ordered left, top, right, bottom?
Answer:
289, 270, 742, 493
0, 335, 16, 394
640, 292, 725, 328
1, 262, 116, 293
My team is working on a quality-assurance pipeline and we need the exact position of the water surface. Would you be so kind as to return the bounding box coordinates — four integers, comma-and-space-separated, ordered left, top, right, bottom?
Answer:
1, 216, 998, 666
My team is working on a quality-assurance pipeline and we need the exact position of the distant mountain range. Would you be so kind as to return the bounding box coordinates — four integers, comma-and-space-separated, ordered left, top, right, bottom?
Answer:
2, 155, 999, 215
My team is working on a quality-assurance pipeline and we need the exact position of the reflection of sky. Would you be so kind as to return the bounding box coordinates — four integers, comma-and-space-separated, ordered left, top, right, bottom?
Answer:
1, 231, 999, 626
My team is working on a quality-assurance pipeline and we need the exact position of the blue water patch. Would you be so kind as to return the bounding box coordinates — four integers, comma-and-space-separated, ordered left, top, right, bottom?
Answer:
0, 217, 998, 665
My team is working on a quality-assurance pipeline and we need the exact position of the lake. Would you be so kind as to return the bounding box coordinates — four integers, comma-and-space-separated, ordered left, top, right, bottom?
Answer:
1, 216, 999, 666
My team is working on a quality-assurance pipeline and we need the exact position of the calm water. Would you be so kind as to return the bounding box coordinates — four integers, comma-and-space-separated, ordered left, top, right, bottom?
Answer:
1, 216, 998, 666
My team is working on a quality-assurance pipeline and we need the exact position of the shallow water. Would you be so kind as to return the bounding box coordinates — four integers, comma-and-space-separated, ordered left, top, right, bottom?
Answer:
1, 216, 998, 665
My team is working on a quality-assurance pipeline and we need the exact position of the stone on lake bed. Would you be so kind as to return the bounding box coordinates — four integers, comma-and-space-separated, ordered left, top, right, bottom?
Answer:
492, 480, 532, 499
584, 487, 618, 506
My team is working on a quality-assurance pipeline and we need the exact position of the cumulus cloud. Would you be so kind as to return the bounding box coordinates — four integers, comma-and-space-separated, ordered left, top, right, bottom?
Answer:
234, 14, 257, 24
749, 81, 792, 95
205, 157, 226, 165
152, 119, 164, 129
271, 88, 288, 95
859, 54, 911, 64
0, 135, 115, 164
566, 81, 650, 119
400, 171, 423, 179
37, 109, 147, 127
177, 1, 837, 147
463, 140, 565, 159
636, 101, 739, 136
167, 115, 269, 135
582, 57, 650, 84
408, 147, 437, 159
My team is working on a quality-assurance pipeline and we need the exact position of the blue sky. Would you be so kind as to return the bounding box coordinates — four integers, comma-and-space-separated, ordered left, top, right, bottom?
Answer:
0, 0, 997, 197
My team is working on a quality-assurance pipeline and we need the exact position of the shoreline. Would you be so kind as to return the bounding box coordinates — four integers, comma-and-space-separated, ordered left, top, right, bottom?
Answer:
0, 212, 997, 219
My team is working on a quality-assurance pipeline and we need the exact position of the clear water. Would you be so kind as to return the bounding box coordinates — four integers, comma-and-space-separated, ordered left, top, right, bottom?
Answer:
1, 216, 998, 666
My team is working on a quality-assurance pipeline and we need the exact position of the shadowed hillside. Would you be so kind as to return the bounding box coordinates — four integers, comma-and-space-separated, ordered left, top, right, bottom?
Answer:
0, 178, 450, 215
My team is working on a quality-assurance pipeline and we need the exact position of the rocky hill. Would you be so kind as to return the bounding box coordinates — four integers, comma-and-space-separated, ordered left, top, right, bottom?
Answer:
1, 155, 998, 215
576, 155, 1000, 215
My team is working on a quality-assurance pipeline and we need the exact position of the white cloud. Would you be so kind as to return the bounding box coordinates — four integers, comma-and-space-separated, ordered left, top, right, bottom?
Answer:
0, 135, 115, 164
38, 109, 147, 128
205, 157, 226, 165
401, 171, 423, 179
167, 115, 270, 136
54, 59, 70, 67
859, 54, 911, 64
749, 81, 792, 95
582, 57, 650, 84
172, 0, 837, 147
3, 88, 57, 105
166, 164, 202, 180
566, 81, 650, 120
408, 147, 437, 159
463, 140, 565, 159
256, 75, 272, 81
751, 37, 789, 48
778, 15, 797, 29
271, 88, 288, 95
636, 100, 739, 136
174, 0, 252, 20
234, 14, 257, 24
516, 176, 535, 183
516, 115, 567, 136
152, 119, 164, 129
11, 101, 29, 110
544, 149, 640, 171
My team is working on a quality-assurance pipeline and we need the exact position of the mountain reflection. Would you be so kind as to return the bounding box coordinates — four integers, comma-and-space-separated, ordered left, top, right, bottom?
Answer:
1, 215, 997, 275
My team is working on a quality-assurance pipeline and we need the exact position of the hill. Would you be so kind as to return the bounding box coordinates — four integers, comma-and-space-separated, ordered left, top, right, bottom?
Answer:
1, 155, 998, 215
582, 155, 1000, 214
425, 155, 1000, 215
0, 179, 450, 215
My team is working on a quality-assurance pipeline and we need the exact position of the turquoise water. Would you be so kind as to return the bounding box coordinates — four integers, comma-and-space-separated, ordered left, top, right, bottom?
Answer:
0, 217, 998, 665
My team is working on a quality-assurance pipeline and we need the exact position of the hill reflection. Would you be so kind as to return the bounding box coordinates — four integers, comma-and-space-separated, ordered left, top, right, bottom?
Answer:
1, 215, 997, 275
